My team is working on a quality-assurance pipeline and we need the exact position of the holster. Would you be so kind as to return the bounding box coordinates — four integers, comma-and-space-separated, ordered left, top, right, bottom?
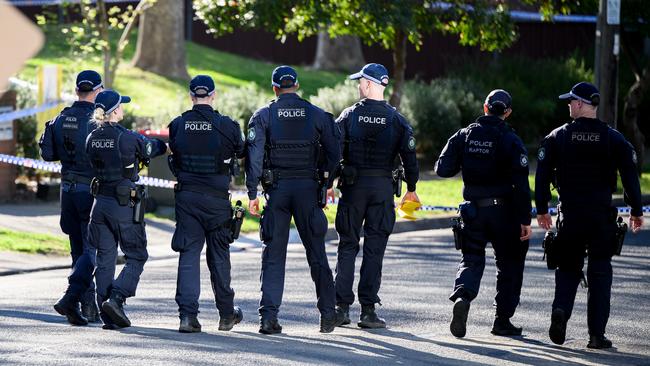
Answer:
542, 230, 559, 270
614, 216, 628, 256
132, 185, 146, 224
317, 171, 329, 208
392, 165, 404, 197
90, 178, 100, 196
115, 185, 131, 207
451, 217, 464, 251
231, 200, 246, 240
337, 165, 357, 188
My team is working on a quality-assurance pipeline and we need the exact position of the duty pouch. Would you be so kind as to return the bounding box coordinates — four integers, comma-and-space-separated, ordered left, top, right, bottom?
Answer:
339, 165, 357, 187
115, 185, 131, 206
392, 165, 404, 197
132, 185, 146, 224
231, 200, 246, 240
542, 231, 558, 270
458, 201, 477, 223
451, 217, 464, 250
262, 169, 274, 191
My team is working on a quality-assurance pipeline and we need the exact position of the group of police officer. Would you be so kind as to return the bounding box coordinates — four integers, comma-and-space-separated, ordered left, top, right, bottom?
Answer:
40, 63, 642, 348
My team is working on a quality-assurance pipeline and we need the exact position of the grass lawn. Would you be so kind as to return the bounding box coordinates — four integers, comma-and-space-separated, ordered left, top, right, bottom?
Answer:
0, 228, 69, 255
17, 27, 346, 119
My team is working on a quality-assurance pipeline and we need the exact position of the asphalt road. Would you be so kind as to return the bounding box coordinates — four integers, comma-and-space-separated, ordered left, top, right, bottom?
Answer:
1, 225, 649, 365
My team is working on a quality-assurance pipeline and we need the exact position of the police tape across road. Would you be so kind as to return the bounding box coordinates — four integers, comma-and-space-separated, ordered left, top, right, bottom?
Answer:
1, 153, 649, 215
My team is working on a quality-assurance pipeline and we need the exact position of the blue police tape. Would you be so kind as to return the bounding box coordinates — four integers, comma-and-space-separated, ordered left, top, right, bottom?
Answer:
0, 102, 62, 123
1, 153, 648, 214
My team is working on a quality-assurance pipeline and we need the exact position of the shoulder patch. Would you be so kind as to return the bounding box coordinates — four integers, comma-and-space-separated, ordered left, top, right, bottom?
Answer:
520, 154, 528, 167
247, 128, 256, 142
145, 142, 153, 157
537, 147, 546, 161
408, 136, 416, 151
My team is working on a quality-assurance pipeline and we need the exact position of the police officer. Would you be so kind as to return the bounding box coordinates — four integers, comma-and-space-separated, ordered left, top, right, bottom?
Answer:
332, 63, 420, 329
435, 89, 532, 338
168, 75, 244, 333
86, 90, 167, 330
536, 82, 643, 349
39, 70, 103, 325
246, 65, 344, 334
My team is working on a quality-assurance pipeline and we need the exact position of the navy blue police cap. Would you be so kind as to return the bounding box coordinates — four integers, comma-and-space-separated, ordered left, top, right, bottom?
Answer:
76, 70, 103, 92
272, 65, 298, 89
349, 63, 389, 86
94, 90, 130, 115
485, 89, 512, 114
189, 75, 215, 97
558, 82, 600, 105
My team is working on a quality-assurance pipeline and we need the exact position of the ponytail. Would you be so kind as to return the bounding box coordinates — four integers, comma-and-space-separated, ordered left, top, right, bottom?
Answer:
93, 107, 107, 126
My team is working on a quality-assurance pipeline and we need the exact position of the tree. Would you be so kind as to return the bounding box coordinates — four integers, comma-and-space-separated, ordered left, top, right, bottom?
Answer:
132, 0, 190, 80
37, 0, 154, 88
313, 32, 365, 72
195, 0, 518, 107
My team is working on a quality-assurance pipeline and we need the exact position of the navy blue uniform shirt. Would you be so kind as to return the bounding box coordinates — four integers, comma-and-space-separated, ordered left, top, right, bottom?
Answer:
436, 115, 532, 225
169, 104, 245, 192
39, 101, 96, 178
535, 117, 642, 217
245, 93, 341, 200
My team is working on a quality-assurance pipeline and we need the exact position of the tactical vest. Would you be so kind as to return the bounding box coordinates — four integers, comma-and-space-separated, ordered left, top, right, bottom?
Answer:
53, 106, 93, 172
461, 122, 509, 186
344, 104, 395, 169
557, 120, 615, 191
87, 125, 134, 182
173, 109, 230, 175
266, 98, 319, 170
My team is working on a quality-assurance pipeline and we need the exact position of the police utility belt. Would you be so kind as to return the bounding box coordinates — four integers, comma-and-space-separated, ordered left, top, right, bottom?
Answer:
337, 165, 405, 197
173, 182, 231, 200
61, 173, 93, 186
451, 198, 506, 251
91, 178, 146, 224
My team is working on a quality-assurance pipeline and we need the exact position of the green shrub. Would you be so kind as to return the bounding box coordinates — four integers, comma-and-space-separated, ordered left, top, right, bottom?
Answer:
216, 84, 270, 128
450, 54, 593, 144
402, 79, 482, 158
309, 79, 359, 118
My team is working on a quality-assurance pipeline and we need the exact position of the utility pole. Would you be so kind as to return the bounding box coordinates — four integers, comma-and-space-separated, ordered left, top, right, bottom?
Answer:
594, 0, 621, 128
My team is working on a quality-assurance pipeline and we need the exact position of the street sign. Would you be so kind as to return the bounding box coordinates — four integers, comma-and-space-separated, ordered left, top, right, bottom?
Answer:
607, 0, 621, 25
0, 0, 44, 92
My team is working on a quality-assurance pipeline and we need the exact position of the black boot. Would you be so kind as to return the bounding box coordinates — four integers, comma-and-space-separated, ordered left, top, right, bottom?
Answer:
179, 314, 202, 333
101, 292, 131, 328
320, 310, 346, 333
219, 306, 243, 331
336, 303, 351, 326
450, 298, 470, 338
259, 319, 282, 335
358, 304, 386, 329
491, 317, 523, 336
587, 335, 613, 349
549, 308, 567, 345
81, 296, 100, 323
53, 294, 88, 326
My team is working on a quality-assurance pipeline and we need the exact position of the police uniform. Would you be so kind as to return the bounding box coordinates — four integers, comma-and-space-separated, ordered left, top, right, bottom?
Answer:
168, 75, 244, 333
435, 89, 531, 337
536, 82, 643, 348
334, 63, 419, 328
85, 90, 166, 329
40, 70, 103, 325
245, 66, 343, 334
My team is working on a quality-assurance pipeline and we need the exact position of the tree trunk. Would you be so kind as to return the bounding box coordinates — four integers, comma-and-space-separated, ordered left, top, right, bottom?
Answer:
622, 64, 650, 175
132, 0, 190, 80
96, 0, 113, 88
389, 30, 407, 108
312, 31, 365, 72
594, 0, 620, 127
